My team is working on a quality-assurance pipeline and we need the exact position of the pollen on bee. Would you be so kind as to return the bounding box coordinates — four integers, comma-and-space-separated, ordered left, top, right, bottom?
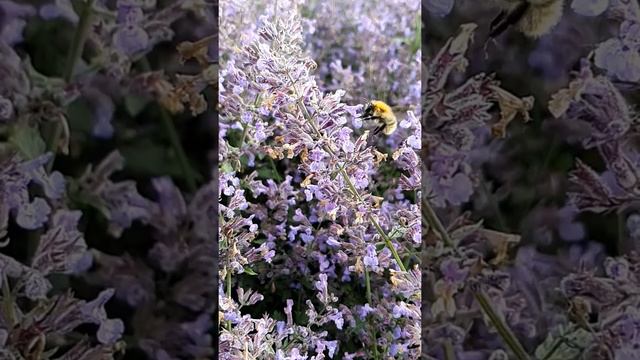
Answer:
370, 100, 392, 114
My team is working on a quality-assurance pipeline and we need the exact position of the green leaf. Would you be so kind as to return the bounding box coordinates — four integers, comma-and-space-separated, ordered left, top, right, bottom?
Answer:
388, 226, 407, 240
120, 141, 203, 181
220, 161, 234, 174
66, 99, 93, 134
534, 325, 592, 360
243, 267, 257, 276
409, 13, 421, 55
256, 166, 273, 179
9, 125, 45, 159
124, 95, 150, 117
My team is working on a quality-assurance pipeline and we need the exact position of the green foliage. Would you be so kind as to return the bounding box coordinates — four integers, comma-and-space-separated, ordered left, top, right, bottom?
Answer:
9, 124, 45, 159
534, 325, 593, 360
120, 140, 203, 181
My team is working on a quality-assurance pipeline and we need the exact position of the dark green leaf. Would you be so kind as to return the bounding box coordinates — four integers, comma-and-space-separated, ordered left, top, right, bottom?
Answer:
66, 99, 93, 134
120, 141, 203, 181
9, 125, 45, 159
124, 95, 150, 117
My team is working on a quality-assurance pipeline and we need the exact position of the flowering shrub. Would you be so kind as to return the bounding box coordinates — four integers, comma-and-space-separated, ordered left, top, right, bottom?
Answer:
424, 0, 640, 359
218, 0, 420, 358
0, 0, 215, 359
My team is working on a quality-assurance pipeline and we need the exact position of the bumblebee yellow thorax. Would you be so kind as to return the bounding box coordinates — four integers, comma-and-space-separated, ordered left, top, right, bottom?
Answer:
369, 100, 394, 118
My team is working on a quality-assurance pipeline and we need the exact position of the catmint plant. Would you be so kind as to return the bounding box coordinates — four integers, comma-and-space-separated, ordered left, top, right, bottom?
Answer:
219, 0, 420, 358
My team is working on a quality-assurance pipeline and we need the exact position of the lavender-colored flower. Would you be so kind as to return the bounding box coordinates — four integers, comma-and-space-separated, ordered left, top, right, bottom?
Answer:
627, 213, 640, 240
2, 288, 123, 354
571, 0, 610, 16
363, 244, 380, 271
549, 60, 631, 149
31, 209, 89, 275
113, 24, 150, 55
39, 0, 79, 24
425, 0, 455, 17
97, 318, 125, 345
82, 86, 116, 138
0, 95, 13, 120
0, 1, 36, 45
594, 37, 640, 82
116, 3, 144, 25
90, 250, 156, 307
78, 151, 157, 237
0, 153, 65, 235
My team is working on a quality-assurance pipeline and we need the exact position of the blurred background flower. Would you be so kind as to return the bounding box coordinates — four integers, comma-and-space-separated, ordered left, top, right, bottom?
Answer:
0, 0, 216, 358
424, 0, 640, 358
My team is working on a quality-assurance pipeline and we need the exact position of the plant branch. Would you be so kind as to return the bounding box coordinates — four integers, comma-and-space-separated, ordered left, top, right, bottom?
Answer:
46, 0, 95, 164
286, 71, 406, 272
422, 189, 529, 360
140, 58, 198, 192
473, 289, 530, 360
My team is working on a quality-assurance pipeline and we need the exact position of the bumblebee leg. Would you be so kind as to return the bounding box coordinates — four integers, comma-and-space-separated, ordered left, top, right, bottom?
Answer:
490, 10, 506, 30
489, 1, 529, 38
373, 124, 385, 135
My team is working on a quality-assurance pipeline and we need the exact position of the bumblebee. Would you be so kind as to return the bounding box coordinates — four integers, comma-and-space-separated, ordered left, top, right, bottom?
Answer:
360, 100, 397, 136
489, 0, 564, 39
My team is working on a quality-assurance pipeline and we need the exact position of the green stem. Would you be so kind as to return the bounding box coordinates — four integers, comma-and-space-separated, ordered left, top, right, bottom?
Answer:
422, 197, 454, 248
364, 268, 379, 360
364, 267, 372, 304
370, 327, 380, 360
480, 178, 508, 232
64, 0, 95, 83
226, 269, 232, 331
368, 212, 406, 271
158, 107, 198, 192
46, 0, 95, 163
269, 157, 282, 182
443, 339, 456, 360
473, 290, 530, 360
140, 58, 198, 192
541, 337, 567, 360
1, 274, 15, 327
240, 123, 249, 147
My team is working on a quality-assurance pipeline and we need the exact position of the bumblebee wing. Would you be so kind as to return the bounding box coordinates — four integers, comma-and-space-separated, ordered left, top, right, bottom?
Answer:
489, 1, 529, 38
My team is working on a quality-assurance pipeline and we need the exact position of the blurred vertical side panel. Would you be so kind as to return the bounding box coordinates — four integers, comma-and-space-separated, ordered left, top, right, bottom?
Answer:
0, 0, 218, 359
422, 0, 566, 359
212, 1, 220, 358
